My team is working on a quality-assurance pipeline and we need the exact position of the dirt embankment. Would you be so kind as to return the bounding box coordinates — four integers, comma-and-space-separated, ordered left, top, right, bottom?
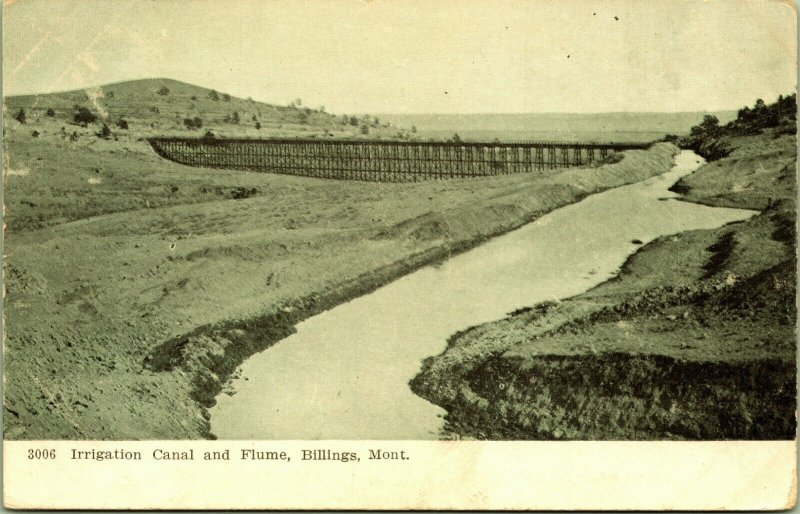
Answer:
411, 132, 796, 440
4, 136, 678, 439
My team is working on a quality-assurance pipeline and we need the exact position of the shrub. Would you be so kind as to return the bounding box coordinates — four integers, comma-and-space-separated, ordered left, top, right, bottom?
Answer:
157, 86, 170, 96
360, 124, 370, 135
46, 108, 56, 117
183, 117, 202, 130
255, 122, 261, 130
230, 187, 258, 200
117, 119, 129, 129
231, 111, 240, 124
97, 124, 112, 139
73, 107, 97, 126
31, 130, 39, 137
222, 93, 231, 102
14, 108, 26, 124
208, 90, 219, 101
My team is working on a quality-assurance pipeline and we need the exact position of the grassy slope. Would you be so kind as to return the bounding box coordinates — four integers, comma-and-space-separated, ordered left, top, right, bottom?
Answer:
3, 79, 681, 439
411, 130, 796, 440
3, 78, 408, 232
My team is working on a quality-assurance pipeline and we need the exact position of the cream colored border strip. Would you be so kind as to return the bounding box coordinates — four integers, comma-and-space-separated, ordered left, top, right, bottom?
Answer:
3, 440, 796, 510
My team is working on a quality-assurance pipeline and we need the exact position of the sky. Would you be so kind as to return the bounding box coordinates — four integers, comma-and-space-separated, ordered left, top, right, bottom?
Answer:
2, 0, 797, 114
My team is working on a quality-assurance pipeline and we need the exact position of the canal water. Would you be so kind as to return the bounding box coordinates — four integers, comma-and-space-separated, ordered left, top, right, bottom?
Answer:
209, 151, 757, 439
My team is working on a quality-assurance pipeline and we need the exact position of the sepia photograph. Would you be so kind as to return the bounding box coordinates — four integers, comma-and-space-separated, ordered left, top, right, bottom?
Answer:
2, 0, 797, 509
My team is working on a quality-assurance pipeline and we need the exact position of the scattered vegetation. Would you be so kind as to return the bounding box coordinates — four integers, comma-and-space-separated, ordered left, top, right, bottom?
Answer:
46, 108, 56, 118
667, 94, 796, 161
14, 108, 26, 124
157, 86, 170, 96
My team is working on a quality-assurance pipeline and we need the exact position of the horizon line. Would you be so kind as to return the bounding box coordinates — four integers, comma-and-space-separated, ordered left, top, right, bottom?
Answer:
3, 75, 785, 116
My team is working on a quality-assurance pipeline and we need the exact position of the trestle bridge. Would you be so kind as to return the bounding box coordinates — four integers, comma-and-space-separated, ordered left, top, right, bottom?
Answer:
148, 137, 652, 182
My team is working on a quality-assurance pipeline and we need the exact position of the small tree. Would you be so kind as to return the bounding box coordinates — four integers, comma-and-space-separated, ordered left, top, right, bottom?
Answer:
411, 125, 417, 133
208, 90, 220, 101
14, 108, 26, 124
97, 123, 112, 139
116, 119, 129, 129
46, 108, 56, 117
349, 116, 358, 126
231, 111, 240, 124
360, 124, 370, 135
255, 121, 261, 130
222, 93, 231, 102
451, 133, 462, 143
157, 86, 170, 96
31, 130, 40, 137
73, 107, 97, 127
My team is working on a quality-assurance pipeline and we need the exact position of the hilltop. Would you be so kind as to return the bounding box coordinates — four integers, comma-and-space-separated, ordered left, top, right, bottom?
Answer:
4, 77, 407, 140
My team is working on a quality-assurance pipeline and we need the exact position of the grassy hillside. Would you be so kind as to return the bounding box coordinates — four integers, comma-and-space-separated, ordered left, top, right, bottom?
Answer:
2, 79, 410, 232
2, 77, 682, 438
4, 78, 405, 140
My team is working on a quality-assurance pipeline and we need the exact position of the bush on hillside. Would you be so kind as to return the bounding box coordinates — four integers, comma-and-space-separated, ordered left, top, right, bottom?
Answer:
14, 108, 26, 124
255, 122, 261, 130
97, 124, 112, 139
222, 93, 231, 102
46, 108, 56, 117
73, 107, 97, 127
117, 119, 129, 130
183, 117, 203, 130
208, 90, 220, 101
157, 86, 170, 96
679, 94, 795, 161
